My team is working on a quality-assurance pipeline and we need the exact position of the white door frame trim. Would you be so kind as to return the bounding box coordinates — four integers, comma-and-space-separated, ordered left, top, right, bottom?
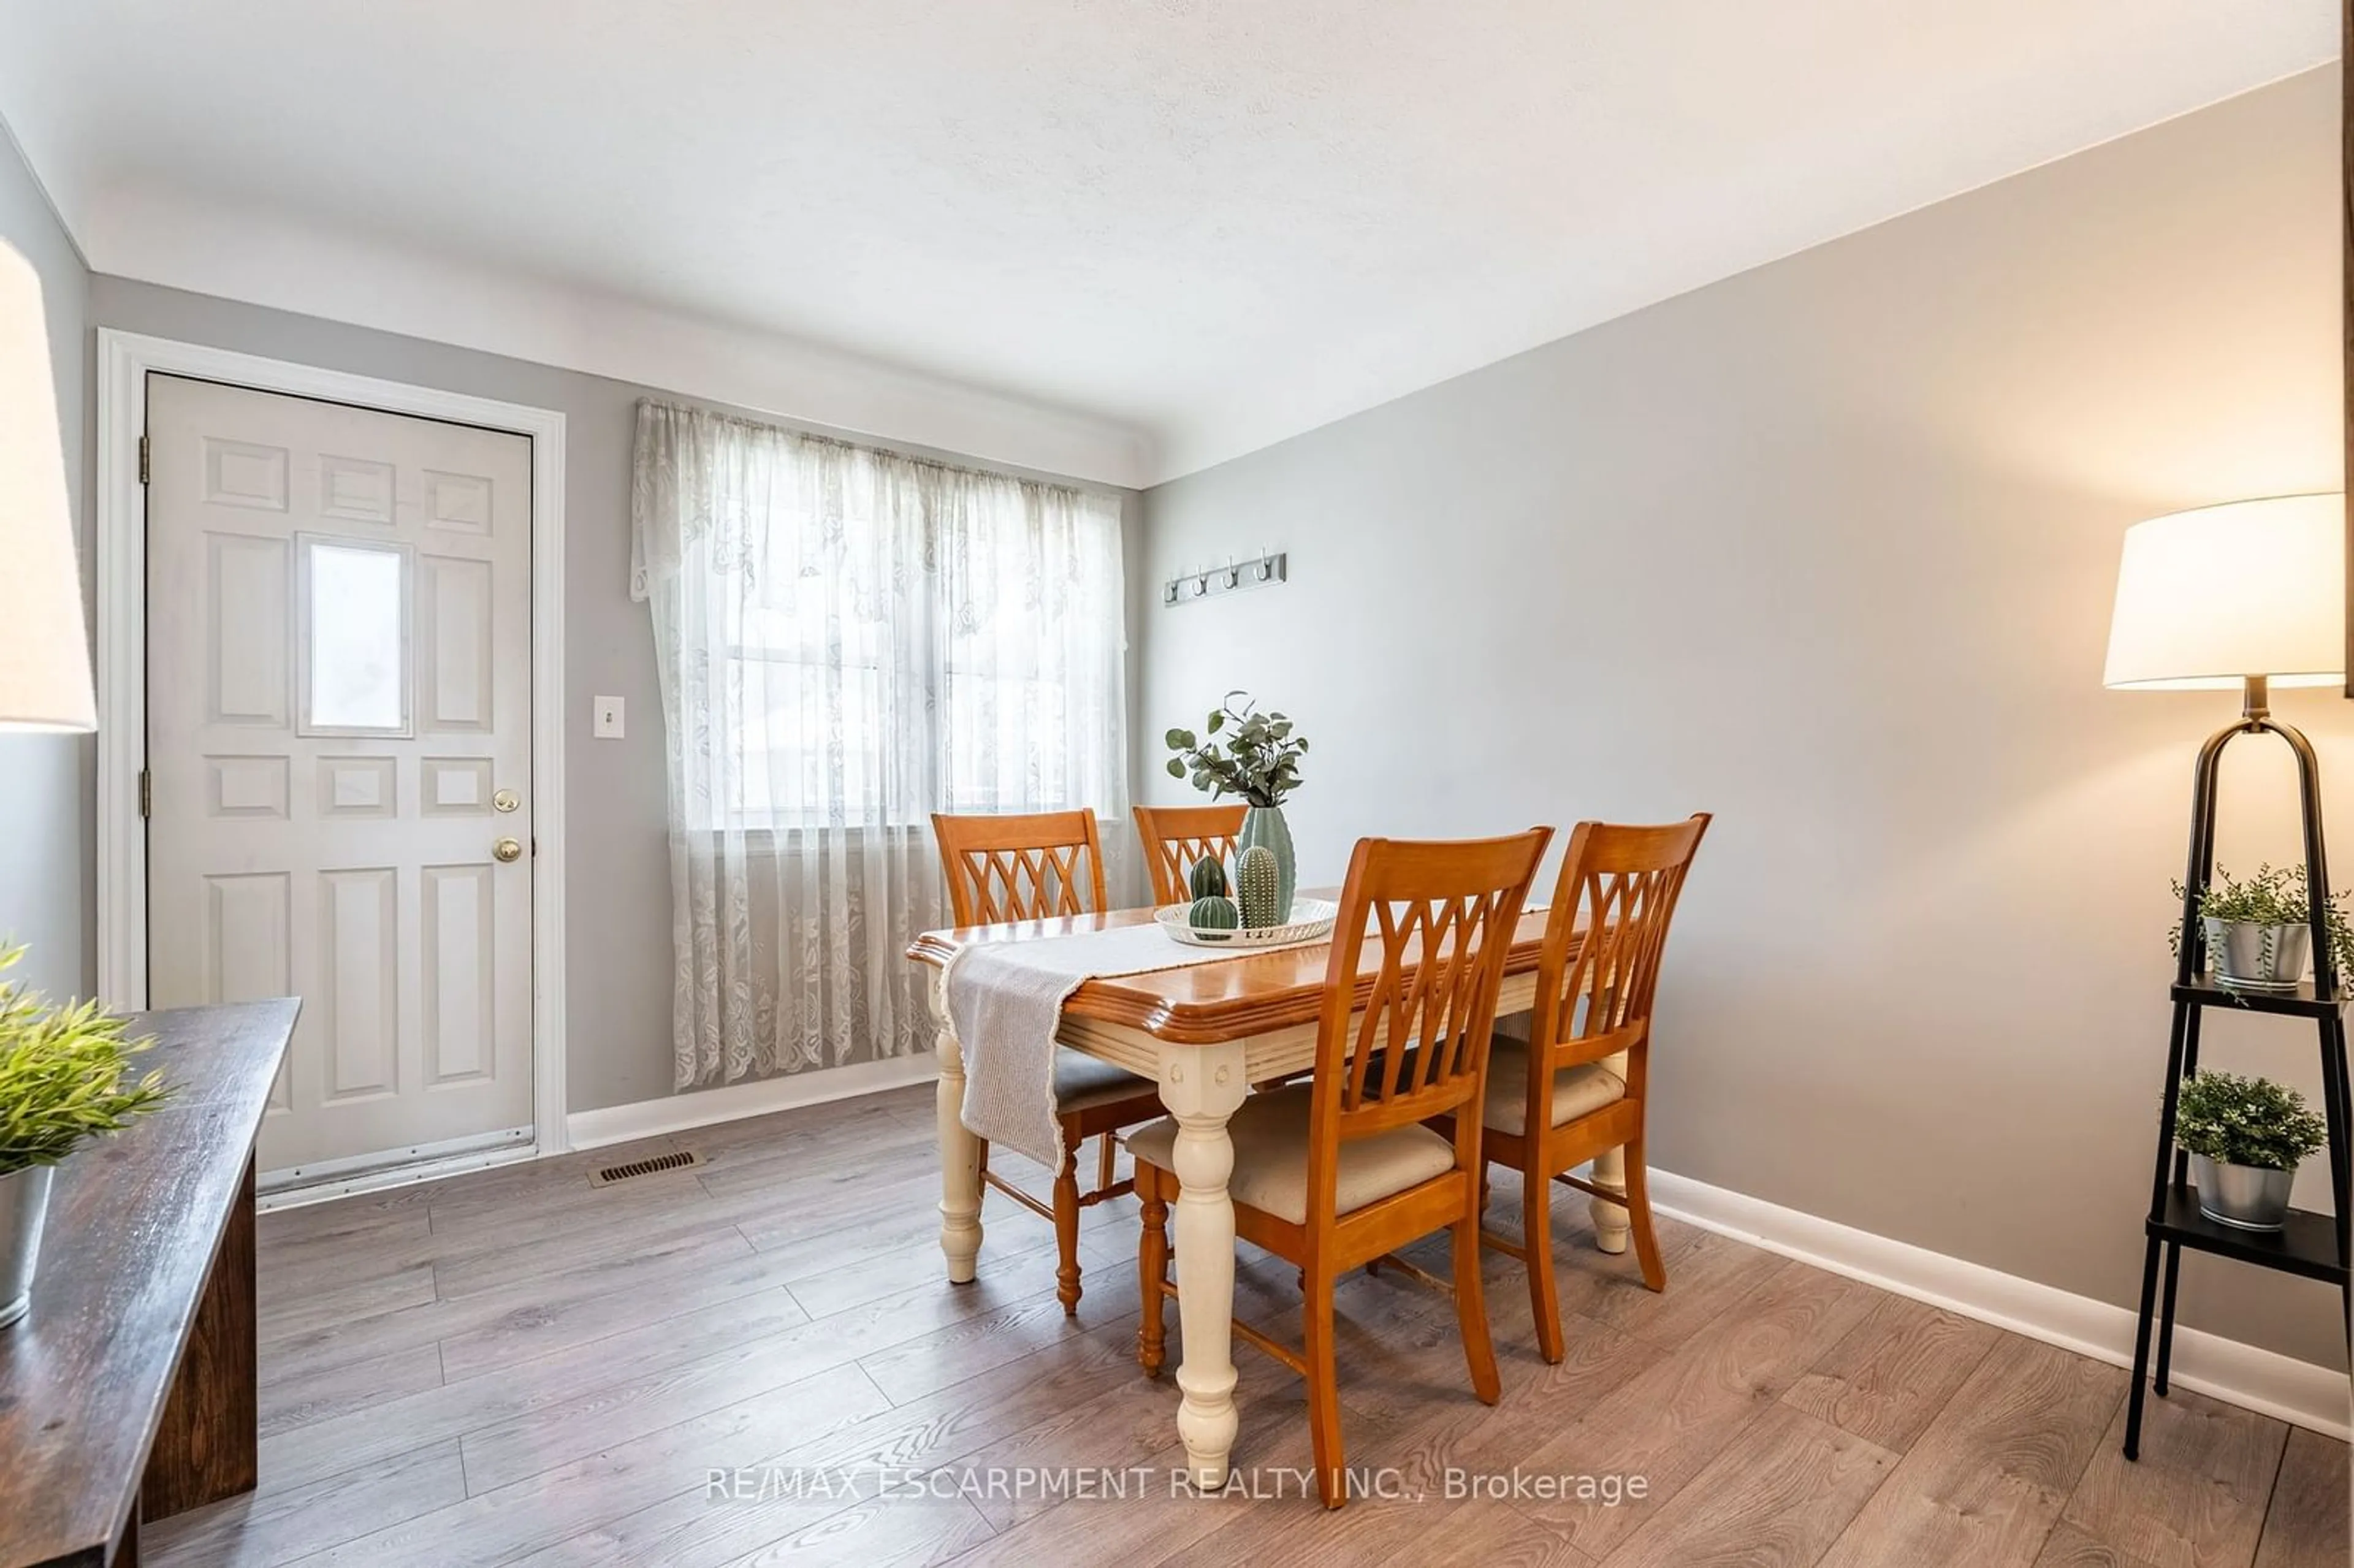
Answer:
94, 329, 572, 1157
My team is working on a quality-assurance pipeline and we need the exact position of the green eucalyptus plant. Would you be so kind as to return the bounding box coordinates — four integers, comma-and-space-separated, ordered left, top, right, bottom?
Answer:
2174, 1070, 2328, 1171
2169, 863, 2354, 982
0, 945, 169, 1177
1164, 691, 1308, 809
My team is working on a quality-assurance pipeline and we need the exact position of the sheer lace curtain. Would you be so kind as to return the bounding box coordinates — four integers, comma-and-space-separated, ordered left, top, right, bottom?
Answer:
631, 401, 1129, 1088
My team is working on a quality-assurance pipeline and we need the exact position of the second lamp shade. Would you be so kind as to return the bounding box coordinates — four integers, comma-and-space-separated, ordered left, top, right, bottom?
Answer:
0, 239, 94, 732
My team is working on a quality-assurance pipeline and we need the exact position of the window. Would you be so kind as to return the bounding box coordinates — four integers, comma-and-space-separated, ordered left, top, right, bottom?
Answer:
719, 596, 890, 826
634, 403, 1127, 835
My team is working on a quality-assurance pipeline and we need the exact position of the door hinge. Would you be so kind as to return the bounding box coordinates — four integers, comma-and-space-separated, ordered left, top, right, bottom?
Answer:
138, 435, 151, 486
138, 769, 152, 818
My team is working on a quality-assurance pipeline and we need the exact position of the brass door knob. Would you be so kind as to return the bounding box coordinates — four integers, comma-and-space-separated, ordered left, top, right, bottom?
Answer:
493, 837, 524, 864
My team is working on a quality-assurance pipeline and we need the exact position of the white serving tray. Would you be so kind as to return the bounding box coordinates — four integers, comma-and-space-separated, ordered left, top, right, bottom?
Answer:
1155, 896, 1338, 949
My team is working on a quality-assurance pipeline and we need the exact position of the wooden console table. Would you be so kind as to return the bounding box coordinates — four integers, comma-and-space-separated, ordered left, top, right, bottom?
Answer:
0, 999, 298, 1567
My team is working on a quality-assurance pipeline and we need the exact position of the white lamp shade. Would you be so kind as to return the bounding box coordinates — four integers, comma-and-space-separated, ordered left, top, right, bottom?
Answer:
0, 241, 93, 732
2102, 493, 2347, 691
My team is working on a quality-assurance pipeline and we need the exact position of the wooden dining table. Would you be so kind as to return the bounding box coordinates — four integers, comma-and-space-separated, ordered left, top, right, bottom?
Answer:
907, 901, 1626, 1488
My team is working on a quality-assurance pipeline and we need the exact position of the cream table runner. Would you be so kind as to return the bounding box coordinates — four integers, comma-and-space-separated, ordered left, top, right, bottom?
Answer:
943, 921, 1314, 1166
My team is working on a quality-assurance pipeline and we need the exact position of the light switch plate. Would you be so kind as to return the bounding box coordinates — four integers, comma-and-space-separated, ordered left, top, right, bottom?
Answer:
593, 695, 625, 739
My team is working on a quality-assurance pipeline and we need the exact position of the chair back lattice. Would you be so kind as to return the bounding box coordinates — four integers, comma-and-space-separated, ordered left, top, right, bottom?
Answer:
1531, 815, 1711, 1075
1307, 830, 1551, 1209
931, 810, 1109, 926
1132, 804, 1249, 904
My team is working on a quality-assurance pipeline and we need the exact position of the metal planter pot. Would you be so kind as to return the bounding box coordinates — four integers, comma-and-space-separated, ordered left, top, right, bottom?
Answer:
2204, 918, 2310, 992
0, 1164, 53, 1328
2189, 1152, 2296, 1232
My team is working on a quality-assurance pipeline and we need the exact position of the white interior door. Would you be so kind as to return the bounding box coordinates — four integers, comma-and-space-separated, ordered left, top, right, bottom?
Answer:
144, 374, 535, 1181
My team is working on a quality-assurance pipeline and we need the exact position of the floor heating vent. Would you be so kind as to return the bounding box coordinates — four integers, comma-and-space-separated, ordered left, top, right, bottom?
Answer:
593, 1149, 704, 1186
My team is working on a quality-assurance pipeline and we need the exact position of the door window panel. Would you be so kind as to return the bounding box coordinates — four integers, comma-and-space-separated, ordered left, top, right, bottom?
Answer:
299, 535, 411, 736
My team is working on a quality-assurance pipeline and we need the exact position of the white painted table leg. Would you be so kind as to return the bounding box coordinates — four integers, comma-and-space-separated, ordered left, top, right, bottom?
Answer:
1161, 1039, 1249, 1490
932, 969, 983, 1284
1588, 1046, 1633, 1255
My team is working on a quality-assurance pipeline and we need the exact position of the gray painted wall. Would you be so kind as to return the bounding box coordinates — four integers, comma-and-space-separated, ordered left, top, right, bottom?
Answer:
0, 126, 90, 1001
88, 276, 1140, 1113
1138, 68, 2349, 1369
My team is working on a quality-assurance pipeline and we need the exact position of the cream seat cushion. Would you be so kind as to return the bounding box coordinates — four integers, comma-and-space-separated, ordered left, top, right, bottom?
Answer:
1054, 1048, 1158, 1116
1481, 1037, 1626, 1136
1126, 1085, 1457, 1224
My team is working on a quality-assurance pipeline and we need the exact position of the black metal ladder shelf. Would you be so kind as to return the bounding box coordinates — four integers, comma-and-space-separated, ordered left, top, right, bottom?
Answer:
2124, 691, 2353, 1461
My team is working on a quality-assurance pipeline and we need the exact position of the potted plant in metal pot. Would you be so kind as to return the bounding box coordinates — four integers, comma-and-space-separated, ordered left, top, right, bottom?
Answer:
2173, 1070, 2327, 1231
1165, 691, 1308, 923
0, 944, 169, 1327
2170, 863, 2354, 994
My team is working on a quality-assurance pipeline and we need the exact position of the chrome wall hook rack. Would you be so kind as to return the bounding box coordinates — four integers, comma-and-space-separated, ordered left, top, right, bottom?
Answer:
1162, 551, 1286, 607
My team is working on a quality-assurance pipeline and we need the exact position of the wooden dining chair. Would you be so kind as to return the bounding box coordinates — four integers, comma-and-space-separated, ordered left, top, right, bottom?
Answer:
931, 809, 1167, 1315
1130, 828, 1551, 1509
1465, 814, 1710, 1364
1132, 802, 1249, 905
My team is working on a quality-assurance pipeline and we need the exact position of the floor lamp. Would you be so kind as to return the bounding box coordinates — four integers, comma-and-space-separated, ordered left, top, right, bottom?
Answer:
2101, 492, 2353, 1458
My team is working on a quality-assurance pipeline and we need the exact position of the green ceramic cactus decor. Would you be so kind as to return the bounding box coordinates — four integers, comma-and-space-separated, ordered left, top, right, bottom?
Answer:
1187, 894, 1240, 938
1189, 855, 1228, 901
1235, 845, 1282, 929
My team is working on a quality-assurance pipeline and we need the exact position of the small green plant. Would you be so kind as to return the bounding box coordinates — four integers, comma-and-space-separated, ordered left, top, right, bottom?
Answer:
2174, 1071, 2328, 1171
1164, 691, 1307, 808
2169, 864, 2354, 982
0, 945, 169, 1176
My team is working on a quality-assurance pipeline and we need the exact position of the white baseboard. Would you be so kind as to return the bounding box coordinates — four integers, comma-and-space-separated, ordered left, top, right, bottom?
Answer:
565, 1051, 941, 1151
1647, 1168, 2351, 1441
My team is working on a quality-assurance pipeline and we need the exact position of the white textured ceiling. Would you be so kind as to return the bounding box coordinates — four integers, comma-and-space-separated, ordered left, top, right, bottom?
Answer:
0, 2, 2336, 484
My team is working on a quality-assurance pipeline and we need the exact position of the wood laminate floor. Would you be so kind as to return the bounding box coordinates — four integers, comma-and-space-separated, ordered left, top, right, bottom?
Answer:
148, 1085, 2349, 1567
